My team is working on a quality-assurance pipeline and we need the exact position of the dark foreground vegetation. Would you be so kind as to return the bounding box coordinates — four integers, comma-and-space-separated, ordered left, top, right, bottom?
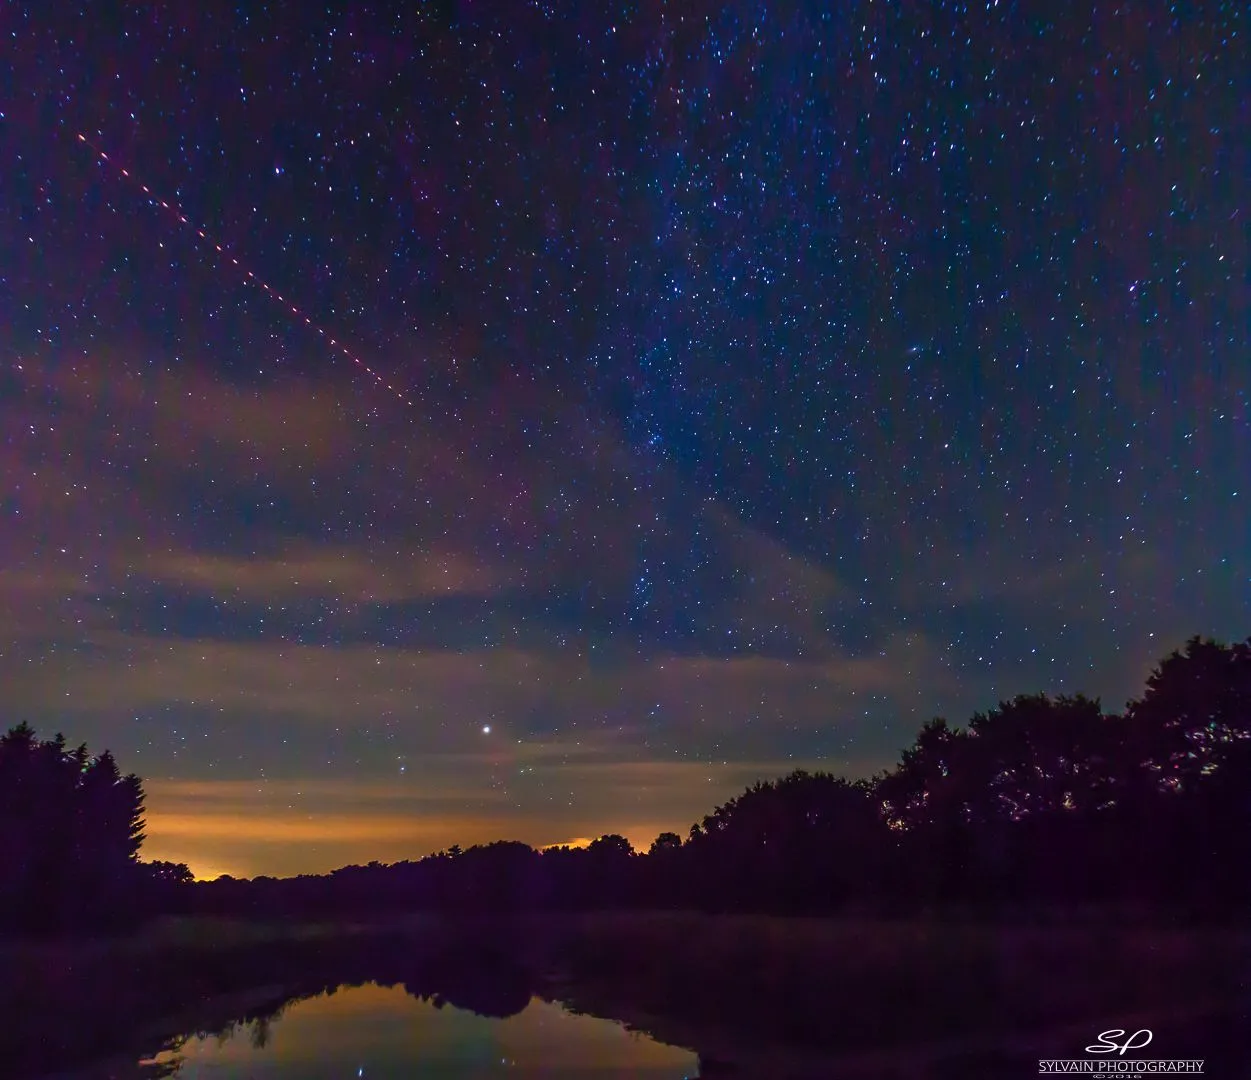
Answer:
2, 634, 1249, 932
3, 913, 1249, 1078
1, 633, 1249, 1076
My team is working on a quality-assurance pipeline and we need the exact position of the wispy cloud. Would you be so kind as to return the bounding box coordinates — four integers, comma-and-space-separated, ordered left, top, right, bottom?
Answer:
2, 352, 960, 879
138, 755, 831, 878
138, 544, 515, 602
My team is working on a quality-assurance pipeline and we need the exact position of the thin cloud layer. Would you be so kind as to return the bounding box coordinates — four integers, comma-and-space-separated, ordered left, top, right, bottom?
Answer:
1, 350, 1211, 878
139, 757, 820, 878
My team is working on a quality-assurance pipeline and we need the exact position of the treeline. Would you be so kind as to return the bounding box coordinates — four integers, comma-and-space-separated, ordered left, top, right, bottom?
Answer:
0, 724, 190, 933
193, 634, 1251, 921
3, 634, 1248, 932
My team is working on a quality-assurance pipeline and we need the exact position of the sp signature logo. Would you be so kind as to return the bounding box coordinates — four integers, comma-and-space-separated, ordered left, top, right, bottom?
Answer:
1041, 1027, 1201, 1075
1085, 1029, 1154, 1056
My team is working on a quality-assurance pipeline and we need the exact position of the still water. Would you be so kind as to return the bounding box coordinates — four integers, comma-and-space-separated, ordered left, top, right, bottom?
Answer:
142, 983, 700, 1079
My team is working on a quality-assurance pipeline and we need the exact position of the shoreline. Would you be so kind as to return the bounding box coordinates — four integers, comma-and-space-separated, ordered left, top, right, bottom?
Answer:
6, 912, 1249, 1078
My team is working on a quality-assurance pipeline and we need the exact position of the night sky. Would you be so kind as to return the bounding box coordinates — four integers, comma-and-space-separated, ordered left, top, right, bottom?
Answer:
2, 2, 1246, 879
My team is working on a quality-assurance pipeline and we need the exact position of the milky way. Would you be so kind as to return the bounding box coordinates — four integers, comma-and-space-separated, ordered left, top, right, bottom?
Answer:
1, 1, 1245, 877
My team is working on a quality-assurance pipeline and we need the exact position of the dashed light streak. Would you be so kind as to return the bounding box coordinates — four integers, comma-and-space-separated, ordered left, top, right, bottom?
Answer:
76, 133, 415, 408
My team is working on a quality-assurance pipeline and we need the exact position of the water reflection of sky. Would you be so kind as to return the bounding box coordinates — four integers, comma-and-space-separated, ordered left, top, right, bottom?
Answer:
146, 983, 700, 1079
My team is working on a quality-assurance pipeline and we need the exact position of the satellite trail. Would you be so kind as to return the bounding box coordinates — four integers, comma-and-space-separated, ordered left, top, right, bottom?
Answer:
76, 132, 415, 408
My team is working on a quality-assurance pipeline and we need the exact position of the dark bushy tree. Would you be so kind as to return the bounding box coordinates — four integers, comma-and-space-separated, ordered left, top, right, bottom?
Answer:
1117, 636, 1251, 911
1126, 635, 1251, 790
684, 770, 888, 913
0, 723, 184, 934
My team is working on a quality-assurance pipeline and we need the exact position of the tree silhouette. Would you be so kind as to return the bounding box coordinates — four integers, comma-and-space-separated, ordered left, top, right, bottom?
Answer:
685, 770, 887, 913
0, 723, 154, 933
959, 694, 1117, 821
587, 833, 634, 858
10, 632, 1246, 930
1126, 635, 1251, 791
648, 832, 682, 855
1117, 636, 1251, 910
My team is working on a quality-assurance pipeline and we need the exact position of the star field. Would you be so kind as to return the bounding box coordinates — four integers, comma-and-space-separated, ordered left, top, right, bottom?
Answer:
1, 0, 1246, 877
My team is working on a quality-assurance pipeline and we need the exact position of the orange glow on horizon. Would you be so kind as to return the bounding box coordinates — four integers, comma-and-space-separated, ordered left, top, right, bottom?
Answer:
130, 762, 847, 879
143, 808, 683, 879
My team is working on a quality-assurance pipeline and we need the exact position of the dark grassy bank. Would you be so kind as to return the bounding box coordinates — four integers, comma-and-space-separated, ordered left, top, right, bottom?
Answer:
5, 912, 1249, 1078
519, 912, 1251, 1074
1, 916, 535, 1078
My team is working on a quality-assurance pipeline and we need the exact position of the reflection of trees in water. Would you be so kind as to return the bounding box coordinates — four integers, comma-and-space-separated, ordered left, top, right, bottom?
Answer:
137, 1000, 291, 1076
137, 950, 539, 1076
2, 933, 544, 1080
18, 925, 1251, 1080
205, 1010, 277, 1049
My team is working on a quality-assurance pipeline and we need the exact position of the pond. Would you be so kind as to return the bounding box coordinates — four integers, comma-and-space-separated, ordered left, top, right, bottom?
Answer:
140, 983, 701, 1079
21, 920, 1249, 1080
